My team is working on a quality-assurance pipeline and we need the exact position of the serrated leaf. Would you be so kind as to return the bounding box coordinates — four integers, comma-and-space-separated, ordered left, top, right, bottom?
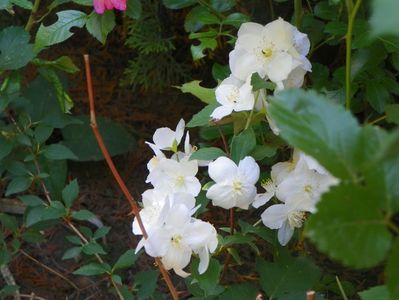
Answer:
191, 38, 217, 60
256, 253, 321, 298
43, 143, 78, 160
305, 183, 391, 268
32, 56, 79, 73
86, 11, 115, 44
189, 147, 225, 161
0, 26, 35, 71
113, 249, 139, 270
187, 103, 218, 127
184, 6, 219, 32
230, 127, 256, 163
219, 283, 259, 300
223, 12, 250, 28
250, 144, 276, 161
11, 0, 32, 9
251, 72, 275, 91
134, 269, 159, 299
93, 226, 111, 240
191, 258, 221, 295
73, 262, 109, 276
176, 80, 216, 104
34, 10, 87, 52
62, 179, 79, 208
269, 89, 361, 181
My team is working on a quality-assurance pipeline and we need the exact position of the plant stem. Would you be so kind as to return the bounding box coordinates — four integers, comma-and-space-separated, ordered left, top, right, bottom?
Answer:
84, 55, 179, 300
25, 0, 41, 32
294, 0, 303, 29
244, 91, 259, 130
229, 208, 235, 235
335, 276, 349, 300
345, 0, 362, 111
368, 114, 386, 125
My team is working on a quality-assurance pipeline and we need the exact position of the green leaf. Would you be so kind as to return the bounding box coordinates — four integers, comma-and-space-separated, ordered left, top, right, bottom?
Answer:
256, 253, 321, 298
210, 0, 235, 12
19, 195, 44, 207
191, 38, 217, 60
0, 213, 18, 231
86, 11, 115, 44
162, 0, 196, 9
386, 239, 399, 299
61, 116, 136, 161
82, 242, 107, 255
71, 209, 95, 221
5, 176, 32, 196
366, 81, 391, 113
219, 283, 259, 300
0, 26, 35, 70
134, 269, 159, 299
223, 12, 250, 28
189, 147, 225, 161
39, 67, 74, 113
187, 103, 219, 128
126, 0, 142, 19
66, 235, 82, 245
370, 0, 399, 37
230, 127, 256, 163
190, 258, 221, 296
25, 204, 65, 227
0, 285, 20, 297
251, 72, 275, 91
34, 124, 54, 144
250, 144, 276, 161
184, 6, 220, 32
32, 56, 79, 73
305, 183, 391, 268
62, 179, 79, 208
0, 137, 13, 160
10, 0, 32, 9
386, 104, 399, 125
62, 246, 82, 260
113, 249, 139, 270
43, 143, 78, 160
269, 89, 361, 181
34, 10, 87, 52
212, 63, 229, 81
73, 262, 109, 276
359, 285, 389, 300
93, 226, 111, 240
21, 230, 46, 243
176, 80, 216, 104
0, 249, 11, 266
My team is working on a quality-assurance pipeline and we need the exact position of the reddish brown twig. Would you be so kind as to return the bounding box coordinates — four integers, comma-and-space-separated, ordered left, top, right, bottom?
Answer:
83, 54, 179, 300
306, 290, 315, 300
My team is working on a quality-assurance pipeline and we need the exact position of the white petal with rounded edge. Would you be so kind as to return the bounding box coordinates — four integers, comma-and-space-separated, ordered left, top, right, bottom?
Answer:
261, 204, 287, 229
211, 105, 233, 120
277, 220, 295, 246
208, 156, 237, 182
238, 156, 260, 184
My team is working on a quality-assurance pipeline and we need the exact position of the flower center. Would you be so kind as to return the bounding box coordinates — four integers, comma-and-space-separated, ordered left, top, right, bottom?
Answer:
226, 87, 240, 104
287, 211, 306, 229
304, 184, 313, 194
170, 235, 183, 247
232, 180, 242, 193
262, 48, 273, 58
175, 175, 185, 186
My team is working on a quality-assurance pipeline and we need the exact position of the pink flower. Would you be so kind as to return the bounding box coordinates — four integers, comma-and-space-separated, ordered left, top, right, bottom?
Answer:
93, 0, 126, 14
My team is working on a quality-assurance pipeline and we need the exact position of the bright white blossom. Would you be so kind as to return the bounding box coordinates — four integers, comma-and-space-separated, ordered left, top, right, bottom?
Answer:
146, 158, 201, 197
211, 75, 254, 120
229, 18, 311, 89
136, 201, 217, 277
206, 156, 260, 209
259, 149, 339, 245
146, 119, 185, 152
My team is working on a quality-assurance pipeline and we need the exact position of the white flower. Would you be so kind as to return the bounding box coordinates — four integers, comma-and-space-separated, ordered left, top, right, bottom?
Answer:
146, 119, 185, 152
261, 197, 310, 246
136, 202, 217, 277
146, 158, 201, 197
206, 156, 260, 209
229, 18, 311, 89
211, 74, 255, 120
132, 190, 196, 235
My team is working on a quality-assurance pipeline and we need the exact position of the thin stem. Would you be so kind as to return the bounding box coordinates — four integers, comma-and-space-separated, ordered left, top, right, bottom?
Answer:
253, 219, 262, 227
368, 114, 386, 125
25, 0, 41, 32
217, 125, 230, 156
306, 291, 316, 300
388, 221, 399, 235
335, 276, 349, 300
19, 250, 79, 291
294, 0, 303, 29
345, 0, 362, 110
83, 54, 179, 300
229, 208, 235, 235
244, 91, 259, 130
268, 0, 275, 20
110, 278, 124, 300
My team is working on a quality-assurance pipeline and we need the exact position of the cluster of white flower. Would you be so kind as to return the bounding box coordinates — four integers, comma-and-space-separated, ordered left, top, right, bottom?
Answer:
211, 18, 311, 133
254, 150, 339, 246
132, 119, 218, 277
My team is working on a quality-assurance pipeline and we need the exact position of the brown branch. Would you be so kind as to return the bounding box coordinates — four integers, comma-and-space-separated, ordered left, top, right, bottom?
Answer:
83, 54, 179, 300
